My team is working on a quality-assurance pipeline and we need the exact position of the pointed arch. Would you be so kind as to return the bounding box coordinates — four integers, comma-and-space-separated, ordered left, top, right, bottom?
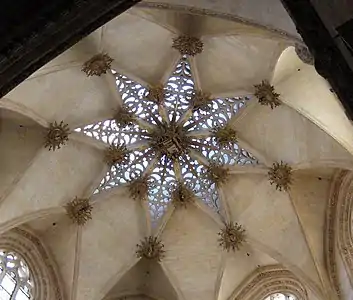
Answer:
325, 170, 353, 298
0, 227, 65, 300
229, 265, 308, 300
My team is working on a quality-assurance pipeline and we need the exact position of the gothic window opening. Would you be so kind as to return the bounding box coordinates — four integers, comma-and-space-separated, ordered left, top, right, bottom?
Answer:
265, 293, 296, 300
0, 251, 33, 300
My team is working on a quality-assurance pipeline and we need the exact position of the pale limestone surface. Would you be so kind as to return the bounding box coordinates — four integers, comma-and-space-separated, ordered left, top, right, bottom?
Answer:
0, 4, 352, 300
105, 259, 178, 300
273, 47, 353, 156
224, 175, 321, 293
43, 218, 78, 299
0, 110, 42, 198
218, 249, 277, 300
142, 0, 299, 37
161, 206, 222, 300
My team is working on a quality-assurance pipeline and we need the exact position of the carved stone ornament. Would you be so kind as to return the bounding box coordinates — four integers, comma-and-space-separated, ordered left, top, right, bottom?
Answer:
218, 222, 246, 252
213, 125, 237, 148
295, 43, 314, 65
136, 236, 165, 261
207, 163, 230, 186
104, 144, 129, 166
233, 265, 308, 300
114, 106, 135, 127
64, 197, 93, 225
128, 177, 150, 201
82, 53, 113, 77
150, 122, 190, 160
254, 80, 281, 109
172, 35, 203, 56
44, 121, 70, 151
171, 183, 195, 208
191, 90, 212, 111
1, 228, 65, 300
147, 85, 165, 105
76, 51, 259, 221
325, 171, 351, 296
268, 161, 292, 191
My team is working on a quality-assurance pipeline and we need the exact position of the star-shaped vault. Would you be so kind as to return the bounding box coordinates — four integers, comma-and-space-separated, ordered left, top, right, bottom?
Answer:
76, 54, 258, 221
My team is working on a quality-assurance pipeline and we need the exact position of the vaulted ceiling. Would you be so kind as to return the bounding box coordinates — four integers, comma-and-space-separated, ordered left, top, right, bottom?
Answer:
0, 2, 352, 300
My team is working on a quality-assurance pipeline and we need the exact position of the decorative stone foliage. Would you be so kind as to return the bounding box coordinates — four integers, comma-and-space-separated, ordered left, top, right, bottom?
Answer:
295, 44, 314, 65
171, 183, 195, 208
254, 80, 281, 109
114, 106, 135, 127
128, 177, 150, 201
213, 125, 237, 148
190, 90, 212, 111
147, 85, 165, 104
82, 53, 113, 77
268, 161, 293, 191
65, 197, 93, 225
218, 222, 246, 252
44, 121, 70, 151
207, 163, 230, 186
77, 55, 259, 221
136, 236, 165, 261
172, 35, 203, 56
150, 122, 190, 160
104, 144, 129, 166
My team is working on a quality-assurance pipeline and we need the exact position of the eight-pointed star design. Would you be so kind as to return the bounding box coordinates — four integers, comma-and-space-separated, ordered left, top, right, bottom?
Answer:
75, 55, 259, 221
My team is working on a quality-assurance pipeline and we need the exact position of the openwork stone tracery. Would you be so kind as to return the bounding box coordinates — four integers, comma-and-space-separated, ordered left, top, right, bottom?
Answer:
76, 51, 258, 221
0, 250, 33, 299
114, 105, 135, 127
265, 293, 297, 300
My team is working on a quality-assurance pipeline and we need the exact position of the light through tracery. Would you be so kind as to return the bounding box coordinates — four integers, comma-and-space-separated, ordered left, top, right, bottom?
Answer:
0, 251, 32, 300
265, 293, 296, 300
76, 55, 258, 221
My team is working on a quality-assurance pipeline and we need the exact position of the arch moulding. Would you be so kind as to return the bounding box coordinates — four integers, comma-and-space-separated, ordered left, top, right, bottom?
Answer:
228, 264, 308, 300
325, 170, 353, 297
0, 227, 65, 300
